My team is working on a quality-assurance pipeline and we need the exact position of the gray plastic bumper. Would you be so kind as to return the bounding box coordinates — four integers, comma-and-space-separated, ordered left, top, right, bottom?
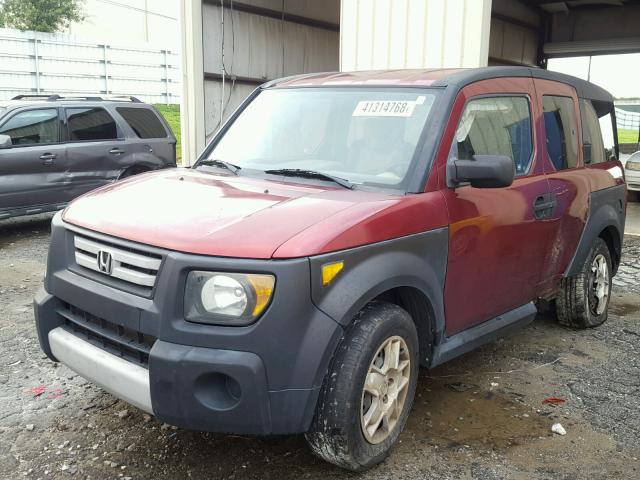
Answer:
48, 327, 152, 413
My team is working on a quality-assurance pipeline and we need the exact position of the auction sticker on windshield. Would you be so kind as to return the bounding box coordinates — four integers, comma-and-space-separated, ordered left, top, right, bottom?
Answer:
353, 99, 420, 117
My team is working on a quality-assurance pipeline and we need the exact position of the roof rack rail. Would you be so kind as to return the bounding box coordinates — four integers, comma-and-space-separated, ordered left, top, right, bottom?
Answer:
10, 94, 142, 103
11, 94, 61, 101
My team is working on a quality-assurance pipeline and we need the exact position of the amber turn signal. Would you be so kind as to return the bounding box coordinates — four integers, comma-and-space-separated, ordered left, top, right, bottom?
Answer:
322, 261, 344, 286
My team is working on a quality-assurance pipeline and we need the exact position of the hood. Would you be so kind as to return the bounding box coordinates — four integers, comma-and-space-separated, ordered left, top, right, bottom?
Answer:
62, 169, 413, 258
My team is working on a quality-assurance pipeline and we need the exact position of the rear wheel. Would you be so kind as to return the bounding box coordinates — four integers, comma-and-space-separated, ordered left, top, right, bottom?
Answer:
556, 237, 612, 328
305, 302, 419, 471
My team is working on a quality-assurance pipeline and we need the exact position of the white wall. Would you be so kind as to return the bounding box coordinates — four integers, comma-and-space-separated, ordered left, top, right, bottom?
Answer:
0, 27, 180, 103
340, 0, 492, 71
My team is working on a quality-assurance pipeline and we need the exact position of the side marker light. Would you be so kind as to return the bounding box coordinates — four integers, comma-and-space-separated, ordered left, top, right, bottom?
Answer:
322, 261, 344, 286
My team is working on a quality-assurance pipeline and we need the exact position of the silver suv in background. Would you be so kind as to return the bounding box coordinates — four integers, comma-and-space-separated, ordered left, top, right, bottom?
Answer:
0, 95, 177, 220
624, 150, 640, 200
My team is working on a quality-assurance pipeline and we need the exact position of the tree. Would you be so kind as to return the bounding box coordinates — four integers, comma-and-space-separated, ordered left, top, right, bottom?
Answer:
0, 0, 85, 33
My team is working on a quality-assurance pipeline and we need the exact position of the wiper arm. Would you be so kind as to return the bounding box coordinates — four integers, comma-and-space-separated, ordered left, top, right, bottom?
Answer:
198, 159, 241, 175
264, 168, 354, 189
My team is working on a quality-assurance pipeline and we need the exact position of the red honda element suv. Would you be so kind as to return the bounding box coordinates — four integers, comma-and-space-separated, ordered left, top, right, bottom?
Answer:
34, 67, 626, 470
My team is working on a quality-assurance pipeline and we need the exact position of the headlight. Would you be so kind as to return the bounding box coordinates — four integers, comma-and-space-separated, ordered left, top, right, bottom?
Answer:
626, 161, 640, 171
184, 271, 275, 325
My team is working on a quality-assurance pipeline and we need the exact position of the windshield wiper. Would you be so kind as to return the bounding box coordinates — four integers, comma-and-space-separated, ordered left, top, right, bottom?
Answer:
198, 159, 241, 175
264, 168, 354, 189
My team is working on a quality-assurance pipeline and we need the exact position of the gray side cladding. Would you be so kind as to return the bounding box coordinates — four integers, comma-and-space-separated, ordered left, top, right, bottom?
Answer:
308, 227, 449, 349
566, 184, 626, 277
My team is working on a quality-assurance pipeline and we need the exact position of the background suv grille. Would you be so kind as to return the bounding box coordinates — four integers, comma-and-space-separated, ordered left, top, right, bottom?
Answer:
73, 234, 162, 289
58, 303, 156, 368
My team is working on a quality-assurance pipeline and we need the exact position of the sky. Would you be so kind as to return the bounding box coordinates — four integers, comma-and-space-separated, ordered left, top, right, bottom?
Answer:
548, 54, 640, 99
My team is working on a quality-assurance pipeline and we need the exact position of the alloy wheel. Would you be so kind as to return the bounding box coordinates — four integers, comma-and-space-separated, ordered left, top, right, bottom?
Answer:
590, 253, 610, 315
360, 335, 411, 444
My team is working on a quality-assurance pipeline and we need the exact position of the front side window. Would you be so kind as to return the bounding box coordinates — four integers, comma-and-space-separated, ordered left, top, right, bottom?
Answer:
0, 109, 58, 146
542, 95, 578, 170
202, 88, 439, 188
451, 96, 533, 176
67, 107, 118, 141
580, 99, 606, 164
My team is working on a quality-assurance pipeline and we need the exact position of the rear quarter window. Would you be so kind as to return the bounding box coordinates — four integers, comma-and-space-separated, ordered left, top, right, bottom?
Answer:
580, 99, 606, 165
116, 107, 167, 139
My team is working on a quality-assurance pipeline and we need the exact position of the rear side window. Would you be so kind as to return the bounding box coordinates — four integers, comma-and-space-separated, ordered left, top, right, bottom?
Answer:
452, 96, 533, 176
67, 107, 118, 141
0, 109, 58, 146
598, 112, 616, 160
580, 99, 606, 164
542, 96, 578, 170
116, 107, 167, 139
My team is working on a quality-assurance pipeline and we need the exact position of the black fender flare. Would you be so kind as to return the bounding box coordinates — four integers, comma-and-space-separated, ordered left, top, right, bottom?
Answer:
565, 184, 626, 277
308, 228, 449, 351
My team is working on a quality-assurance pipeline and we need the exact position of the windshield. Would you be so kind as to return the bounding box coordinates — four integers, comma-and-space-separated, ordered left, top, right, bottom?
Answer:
201, 88, 439, 188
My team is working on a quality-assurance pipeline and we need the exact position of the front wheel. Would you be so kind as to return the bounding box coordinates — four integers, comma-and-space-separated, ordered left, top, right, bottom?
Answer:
556, 236, 612, 328
305, 302, 419, 471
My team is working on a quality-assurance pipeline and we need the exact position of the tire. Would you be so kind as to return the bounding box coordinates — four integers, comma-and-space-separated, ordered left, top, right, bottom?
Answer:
556, 237, 612, 329
305, 301, 419, 471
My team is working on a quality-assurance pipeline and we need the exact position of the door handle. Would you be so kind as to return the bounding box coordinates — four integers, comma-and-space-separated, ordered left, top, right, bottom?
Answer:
40, 153, 56, 165
109, 148, 125, 155
533, 194, 557, 220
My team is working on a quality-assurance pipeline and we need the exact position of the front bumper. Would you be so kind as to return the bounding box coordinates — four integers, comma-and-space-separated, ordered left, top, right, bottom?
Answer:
48, 326, 153, 413
34, 214, 343, 435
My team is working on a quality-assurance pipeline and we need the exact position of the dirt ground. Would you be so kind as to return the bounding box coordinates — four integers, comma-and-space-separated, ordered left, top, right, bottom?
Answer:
1, 213, 639, 480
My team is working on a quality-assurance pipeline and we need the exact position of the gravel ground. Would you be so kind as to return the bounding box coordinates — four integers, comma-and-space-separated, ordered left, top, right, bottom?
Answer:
0, 213, 639, 480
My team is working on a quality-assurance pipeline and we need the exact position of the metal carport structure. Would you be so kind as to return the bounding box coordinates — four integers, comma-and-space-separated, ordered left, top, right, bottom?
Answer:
179, 0, 640, 164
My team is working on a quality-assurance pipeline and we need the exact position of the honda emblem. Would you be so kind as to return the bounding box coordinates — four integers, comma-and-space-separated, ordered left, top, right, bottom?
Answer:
97, 250, 113, 275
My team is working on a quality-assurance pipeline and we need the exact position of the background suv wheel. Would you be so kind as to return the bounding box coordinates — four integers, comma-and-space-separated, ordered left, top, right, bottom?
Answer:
305, 301, 419, 471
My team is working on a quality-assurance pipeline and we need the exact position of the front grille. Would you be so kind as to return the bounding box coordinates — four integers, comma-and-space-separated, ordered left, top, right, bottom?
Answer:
73, 234, 162, 289
58, 304, 156, 368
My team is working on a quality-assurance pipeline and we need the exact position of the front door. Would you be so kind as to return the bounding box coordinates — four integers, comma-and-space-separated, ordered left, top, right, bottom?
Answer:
437, 78, 555, 335
0, 107, 68, 213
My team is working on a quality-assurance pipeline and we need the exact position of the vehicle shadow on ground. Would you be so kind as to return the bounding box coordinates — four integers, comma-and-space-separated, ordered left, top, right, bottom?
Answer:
94, 314, 576, 480
0, 213, 54, 244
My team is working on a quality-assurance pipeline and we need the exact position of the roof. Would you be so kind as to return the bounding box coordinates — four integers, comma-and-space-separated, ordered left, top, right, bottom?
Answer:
267, 66, 614, 103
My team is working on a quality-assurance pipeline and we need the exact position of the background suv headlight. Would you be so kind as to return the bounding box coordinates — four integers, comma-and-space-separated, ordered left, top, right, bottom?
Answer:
625, 161, 640, 171
184, 271, 275, 326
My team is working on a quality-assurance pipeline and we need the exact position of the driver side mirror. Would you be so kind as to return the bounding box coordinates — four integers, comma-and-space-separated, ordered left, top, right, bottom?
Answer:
448, 154, 514, 188
0, 134, 11, 149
